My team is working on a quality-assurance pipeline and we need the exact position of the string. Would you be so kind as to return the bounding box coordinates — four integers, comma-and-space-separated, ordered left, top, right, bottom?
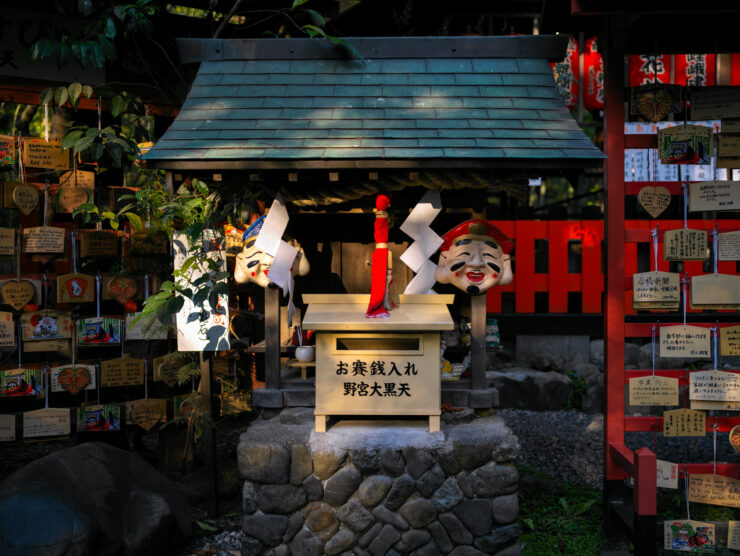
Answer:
43, 104, 49, 143
43, 181, 49, 227
144, 360, 148, 399
714, 321, 719, 370
682, 273, 688, 328
684, 465, 691, 520
71, 319, 76, 365
652, 225, 659, 273
16, 228, 21, 281
652, 324, 657, 376
17, 321, 22, 368
44, 367, 49, 409
96, 275, 101, 318
713, 224, 719, 275
71, 230, 77, 274
681, 174, 688, 229
145, 104, 152, 143
42, 272, 48, 312
121, 320, 125, 359
713, 419, 718, 476
97, 100, 102, 138
144, 274, 150, 301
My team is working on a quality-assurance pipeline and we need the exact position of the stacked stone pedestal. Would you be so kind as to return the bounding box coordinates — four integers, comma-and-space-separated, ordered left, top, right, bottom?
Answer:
237, 412, 521, 555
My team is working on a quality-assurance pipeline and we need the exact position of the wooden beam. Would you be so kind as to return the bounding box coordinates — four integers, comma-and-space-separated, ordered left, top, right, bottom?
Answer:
470, 293, 487, 390
265, 286, 281, 391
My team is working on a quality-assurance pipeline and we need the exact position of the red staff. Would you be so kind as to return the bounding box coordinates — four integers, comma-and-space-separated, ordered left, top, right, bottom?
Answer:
366, 194, 392, 318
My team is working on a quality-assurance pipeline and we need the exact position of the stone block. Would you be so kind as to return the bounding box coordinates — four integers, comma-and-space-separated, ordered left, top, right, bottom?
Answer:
441, 389, 470, 407
325, 528, 357, 555
439, 512, 473, 545
290, 444, 313, 486
473, 524, 520, 553
449, 546, 487, 555
437, 450, 461, 475
303, 501, 339, 542
487, 370, 571, 411
402, 447, 435, 479
515, 335, 589, 367
242, 512, 288, 547
368, 524, 401, 556
468, 389, 494, 408
357, 475, 391, 508
257, 484, 307, 514
416, 464, 446, 498
337, 500, 375, 533
241, 535, 266, 556
324, 465, 362, 506
372, 504, 409, 531
379, 448, 406, 477
491, 494, 518, 524
237, 444, 290, 483
313, 449, 346, 480
283, 511, 303, 543
427, 520, 454, 553
289, 529, 324, 556
590, 339, 604, 365
494, 541, 522, 556
411, 540, 441, 556
432, 477, 464, 511
456, 472, 474, 498
265, 544, 289, 556
283, 389, 315, 407
349, 448, 380, 474
358, 522, 383, 548
303, 475, 324, 502
253, 388, 284, 408
279, 407, 314, 424
398, 497, 436, 528
384, 474, 416, 510
242, 480, 257, 513
470, 463, 518, 498
453, 499, 492, 536
396, 529, 431, 552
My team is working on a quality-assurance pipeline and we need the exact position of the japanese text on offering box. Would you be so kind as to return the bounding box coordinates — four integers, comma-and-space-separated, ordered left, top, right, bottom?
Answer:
690, 474, 740, 507
23, 226, 65, 253
690, 370, 740, 401
660, 325, 711, 358
629, 375, 679, 406
23, 408, 70, 438
663, 409, 706, 437
663, 229, 707, 261
336, 358, 417, 399
633, 271, 680, 308
100, 357, 145, 387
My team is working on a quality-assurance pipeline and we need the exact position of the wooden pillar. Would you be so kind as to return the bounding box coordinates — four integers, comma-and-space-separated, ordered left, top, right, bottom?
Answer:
199, 353, 219, 518
265, 285, 281, 391
603, 15, 626, 484
470, 293, 487, 390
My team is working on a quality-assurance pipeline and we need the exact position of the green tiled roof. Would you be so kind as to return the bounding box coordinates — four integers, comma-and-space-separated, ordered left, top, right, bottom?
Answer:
145, 37, 604, 167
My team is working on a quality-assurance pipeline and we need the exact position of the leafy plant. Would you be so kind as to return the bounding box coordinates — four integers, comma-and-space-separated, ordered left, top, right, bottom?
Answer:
566, 370, 588, 410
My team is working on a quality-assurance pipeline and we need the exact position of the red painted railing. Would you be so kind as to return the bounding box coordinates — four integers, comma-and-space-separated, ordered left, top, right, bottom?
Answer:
486, 220, 604, 314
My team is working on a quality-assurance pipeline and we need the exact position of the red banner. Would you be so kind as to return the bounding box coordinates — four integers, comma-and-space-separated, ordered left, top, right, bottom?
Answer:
674, 54, 715, 86
629, 55, 671, 87
550, 36, 579, 110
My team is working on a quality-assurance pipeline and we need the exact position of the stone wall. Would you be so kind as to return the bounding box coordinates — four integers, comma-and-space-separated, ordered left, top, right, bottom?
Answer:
237, 410, 521, 555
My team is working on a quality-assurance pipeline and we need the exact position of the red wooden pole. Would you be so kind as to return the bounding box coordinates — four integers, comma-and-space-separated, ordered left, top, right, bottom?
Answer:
603, 18, 627, 482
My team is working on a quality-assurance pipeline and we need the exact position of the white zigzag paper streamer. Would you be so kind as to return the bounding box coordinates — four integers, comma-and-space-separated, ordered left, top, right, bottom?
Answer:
255, 193, 299, 325
400, 190, 443, 294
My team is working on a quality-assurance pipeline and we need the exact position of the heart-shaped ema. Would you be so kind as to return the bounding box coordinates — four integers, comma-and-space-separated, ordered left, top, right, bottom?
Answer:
636, 90, 674, 123
58, 187, 89, 213
1, 279, 35, 311
108, 277, 137, 305
11, 184, 39, 215
638, 186, 672, 218
58, 366, 91, 395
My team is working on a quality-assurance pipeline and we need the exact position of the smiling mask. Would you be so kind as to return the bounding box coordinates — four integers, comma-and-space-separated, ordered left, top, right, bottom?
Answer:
434, 219, 514, 295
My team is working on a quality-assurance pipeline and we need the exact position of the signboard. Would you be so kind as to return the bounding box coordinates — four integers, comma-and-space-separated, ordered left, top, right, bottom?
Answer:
691, 274, 740, 306
50, 364, 96, 393
125, 399, 166, 431
23, 408, 70, 439
0, 369, 43, 396
0, 311, 14, 347
719, 231, 740, 261
721, 325, 740, 356
690, 474, 740, 507
632, 271, 680, 310
657, 124, 713, 165
689, 181, 740, 212
59, 170, 95, 190
690, 370, 740, 402
0, 414, 14, 441
657, 459, 678, 489
0, 227, 14, 256
100, 357, 145, 387
664, 520, 714, 552
660, 325, 711, 358
637, 186, 671, 218
173, 231, 229, 351
21, 310, 73, 341
663, 408, 706, 437
23, 226, 65, 253
80, 231, 118, 257
663, 229, 708, 261
628, 375, 679, 406
691, 87, 740, 120
22, 138, 69, 170
76, 317, 122, 345
77, 404, 121, 431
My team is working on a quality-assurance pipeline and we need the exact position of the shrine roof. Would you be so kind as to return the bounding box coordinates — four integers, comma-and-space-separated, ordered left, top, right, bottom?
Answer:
145, 36, 605, 169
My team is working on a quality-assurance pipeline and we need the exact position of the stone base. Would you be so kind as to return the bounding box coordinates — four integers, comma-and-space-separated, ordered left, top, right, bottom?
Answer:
237, 412, 521, 555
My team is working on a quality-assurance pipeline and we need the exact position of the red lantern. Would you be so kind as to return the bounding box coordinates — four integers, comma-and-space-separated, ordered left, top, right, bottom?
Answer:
583, 36, 604, 111
629, 55, 671, 87
674, 54, 715, 86
550, 36, 579, 110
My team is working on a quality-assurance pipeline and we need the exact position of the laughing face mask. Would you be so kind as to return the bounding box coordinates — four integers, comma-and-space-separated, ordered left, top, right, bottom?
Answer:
234, 237, 310, 287
434, 220, 514, 295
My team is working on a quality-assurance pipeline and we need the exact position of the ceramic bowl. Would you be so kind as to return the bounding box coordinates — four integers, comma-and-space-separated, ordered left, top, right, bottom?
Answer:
295, 346, 315, 362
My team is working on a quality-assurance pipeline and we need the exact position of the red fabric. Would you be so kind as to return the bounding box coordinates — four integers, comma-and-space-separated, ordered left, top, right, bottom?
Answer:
366, 195, 390, 318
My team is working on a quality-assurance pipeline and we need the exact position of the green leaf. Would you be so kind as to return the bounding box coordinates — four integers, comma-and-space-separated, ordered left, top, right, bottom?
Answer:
62, 129, 84, 150
125, 212, 143, 231
73, 136, 93, 154
101, 211, 117, 220
306, 9, 325, 27
85, 127, 100, 138
68, 82, 82, 108
290, 0, 311, 9
111, 96, 126, 117
195, 520, 219, 532
55, 86, 68, 107
98, 35, 117, 62
82, 85, 94, 98
105, 17, 117, 39
40, 87, 54, 105
328, 37, 365, 62
91, 142, 104, 161
302, 24, 327, 39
